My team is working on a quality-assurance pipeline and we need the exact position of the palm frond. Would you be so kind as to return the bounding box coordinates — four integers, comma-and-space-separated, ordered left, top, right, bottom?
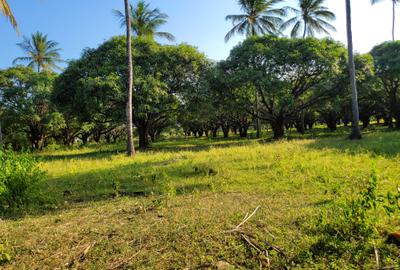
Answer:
0, 0, 18, 33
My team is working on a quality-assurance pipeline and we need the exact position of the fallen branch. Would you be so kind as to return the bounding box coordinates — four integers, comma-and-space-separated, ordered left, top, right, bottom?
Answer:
226, 205, 286, 265
108, 250, 141, 270
65, 242, 96, 268
373, 241, 380, 270
234, 205, 261, 230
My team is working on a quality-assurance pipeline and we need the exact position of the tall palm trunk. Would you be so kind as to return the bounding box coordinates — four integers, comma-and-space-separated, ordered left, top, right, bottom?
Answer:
124, 0, 135, 156
250, 26, 261, 138
393, 0, 396, 40
0, 121, 3, 148
303, 21, 307, 38
345, 0, 362, 139
255, 89, 261, 138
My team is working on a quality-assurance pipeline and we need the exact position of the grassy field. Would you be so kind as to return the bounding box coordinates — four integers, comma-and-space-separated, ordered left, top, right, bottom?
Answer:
1, 127, 400, 269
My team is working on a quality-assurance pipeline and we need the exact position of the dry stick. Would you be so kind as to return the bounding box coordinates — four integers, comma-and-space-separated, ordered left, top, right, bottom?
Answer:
65, 242, 96, 268
373, 241, 380, 270
234, 228, 285, 255
233, 205, 261, 231
241, 234, 262, 252
108, 250, 141, 270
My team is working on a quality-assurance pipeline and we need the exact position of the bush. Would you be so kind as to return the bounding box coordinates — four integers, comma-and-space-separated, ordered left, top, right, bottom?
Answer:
0, 149, 44, 210
0, 243, 11, 265
301, 170, 400, 267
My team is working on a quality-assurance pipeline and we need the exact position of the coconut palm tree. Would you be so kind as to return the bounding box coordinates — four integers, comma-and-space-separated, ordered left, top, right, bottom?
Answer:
346, 0, 362, 139
114, 0, 175, 42
281, 0, 336, 38
13, 32, 63, 72
371, 0, 400, 40
0, 0, 18, 32
225, 0, 287, 138
124, 0, 135, 157
224, 0, 287, 42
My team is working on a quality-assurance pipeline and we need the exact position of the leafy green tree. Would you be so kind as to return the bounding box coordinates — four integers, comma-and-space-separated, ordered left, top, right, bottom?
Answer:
371, 41, 400, 128
281, 0, 336, 38
225, 0, 285, 137
54, 36, 207, 149
114, 0, 175, 42
0, 66, 59, 150
224, 36, 346, 139
224, 0, 287, 42
13, 32, 63, 72
371, 0, 400, 41
354, 54, 381, 128
0, 0, 17, 31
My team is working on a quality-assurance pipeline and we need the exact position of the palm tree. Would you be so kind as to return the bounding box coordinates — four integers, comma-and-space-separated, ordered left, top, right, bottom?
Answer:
224, 0, 287, 42
281, 0, 336, 38
371, 0, 399, 40
114, 0, 175, 42
124, 0, 135, 157
13, 32, 63, 72
346, 0, 362, 139
225, 0, 287, 138
0, 0, 18, 32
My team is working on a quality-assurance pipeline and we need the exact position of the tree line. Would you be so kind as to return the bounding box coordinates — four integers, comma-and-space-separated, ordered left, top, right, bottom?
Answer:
1, 0, 400, 151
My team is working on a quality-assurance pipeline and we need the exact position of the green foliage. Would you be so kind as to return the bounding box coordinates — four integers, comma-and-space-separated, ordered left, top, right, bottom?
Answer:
0, 149, 44, 209
224, 0, 287, 42
113, 0, 175, 41
0, 243, 11, 265
281, 0, 336, 38
224, 36, 346, 138
306, 170, 400, 267
0, 66, 59, 150
371, 41, 400, 127
53, 36, 208, 148
13, 32, 63, 72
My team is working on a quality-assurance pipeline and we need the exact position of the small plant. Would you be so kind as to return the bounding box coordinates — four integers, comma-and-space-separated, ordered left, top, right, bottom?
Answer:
193, 164, 218, 176
0, 243, 11, 265
0, 149, 44, 210
306, 170, 400, 267
111, 179, 121, 198
342, 170, 380, 237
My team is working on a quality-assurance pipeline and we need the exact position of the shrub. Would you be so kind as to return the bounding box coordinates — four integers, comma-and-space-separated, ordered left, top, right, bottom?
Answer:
0, 243, 11, 265
0, 149, 44, 210
302, 170, 400, 267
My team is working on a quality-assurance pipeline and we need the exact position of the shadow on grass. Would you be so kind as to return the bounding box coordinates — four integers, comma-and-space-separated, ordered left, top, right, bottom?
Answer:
39, 148, 125, 162
1, 157, 219, 220
305, 128, 400, 158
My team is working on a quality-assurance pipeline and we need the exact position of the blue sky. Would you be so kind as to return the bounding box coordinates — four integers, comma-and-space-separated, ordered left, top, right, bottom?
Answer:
0, 0, 398, 69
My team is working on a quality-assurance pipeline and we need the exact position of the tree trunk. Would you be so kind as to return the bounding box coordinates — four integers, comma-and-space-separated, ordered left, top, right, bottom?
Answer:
393, 0, 396, 41
125, 0, 135, 156
149, 131, 156, 142
271, 119, 285, 139
239, 127, 248, 138
212, 128, 218, 138
138, 128, 150, 149
221, 126, 229, 138
232, 126, 238, 135
303, 21, 307, 38
295, 112, 305, 134
81, 133, 90, 145
0, 121, 3, 148
362, 118, 370, 129
346, 0, 362, 140
255, 89, 261, 138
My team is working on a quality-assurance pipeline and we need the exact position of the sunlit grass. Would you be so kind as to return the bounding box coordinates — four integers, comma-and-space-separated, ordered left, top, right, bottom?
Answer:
1, 128, 400, 269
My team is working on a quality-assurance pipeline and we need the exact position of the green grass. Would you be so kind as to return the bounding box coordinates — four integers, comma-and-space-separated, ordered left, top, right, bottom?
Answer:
1, 128, 400, 269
